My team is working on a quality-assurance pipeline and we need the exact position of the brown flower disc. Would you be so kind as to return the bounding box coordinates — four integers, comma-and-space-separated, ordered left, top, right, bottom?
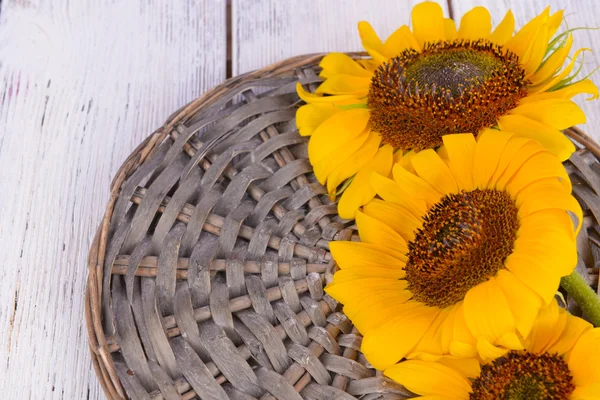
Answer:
470, 351, 575, 399
368, 39, 528, 151
405, 189, 519, 308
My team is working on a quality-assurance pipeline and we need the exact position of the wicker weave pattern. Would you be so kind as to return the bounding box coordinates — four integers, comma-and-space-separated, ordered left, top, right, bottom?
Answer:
564, 137, 600, 304
86, 54, 600, 400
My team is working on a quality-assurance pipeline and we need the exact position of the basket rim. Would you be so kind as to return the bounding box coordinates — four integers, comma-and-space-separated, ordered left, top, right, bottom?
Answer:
84, 52, 600, 400
85, 52, 339, 399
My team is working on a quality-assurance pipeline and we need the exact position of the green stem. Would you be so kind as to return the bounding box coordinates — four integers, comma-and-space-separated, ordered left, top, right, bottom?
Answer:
561, 271, 600, 326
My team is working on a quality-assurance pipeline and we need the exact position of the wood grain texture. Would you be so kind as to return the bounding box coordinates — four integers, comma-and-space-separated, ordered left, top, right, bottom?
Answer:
231, 0, 450, 75
1, 0, 600, 398
0, 1, 226, 399
449, 0, 600, 141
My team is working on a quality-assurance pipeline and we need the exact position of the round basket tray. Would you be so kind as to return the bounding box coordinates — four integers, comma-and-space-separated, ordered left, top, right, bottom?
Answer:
85, 53, 600, 400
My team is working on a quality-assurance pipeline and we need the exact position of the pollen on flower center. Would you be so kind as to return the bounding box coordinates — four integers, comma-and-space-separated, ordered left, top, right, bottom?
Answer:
470, 351, 575, 400
404, 48, 503, 97
405, 189, 518, 308
368, 39, 528, 151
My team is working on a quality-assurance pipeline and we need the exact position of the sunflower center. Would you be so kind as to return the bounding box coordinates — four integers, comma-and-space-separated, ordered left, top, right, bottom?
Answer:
368, 39, 528, 151
405, 189, 518, 308
404, 48, 503, 97
470, 351, 575, 400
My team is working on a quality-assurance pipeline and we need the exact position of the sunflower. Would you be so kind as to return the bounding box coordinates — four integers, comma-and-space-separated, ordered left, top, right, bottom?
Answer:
296, 1, 598, 219
386, 300, 600, 399
325, 131, 582, 371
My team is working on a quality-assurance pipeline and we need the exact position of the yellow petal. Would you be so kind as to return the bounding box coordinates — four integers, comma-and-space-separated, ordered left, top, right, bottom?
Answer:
554, 79, 600, 101
411, 149, 458, 194
509, 99, 586, 130
319, 52, 372, 79
451, 302, 476, 347
515, 176, 572, 207
325, 277, 406, 305
384, 25, 421, 55
348, 296, 416, 333
358, 20, 383, 48
571, 382, 600, 400
395, 149, 416, 173
529, 34, 573, 86
514, 205, 577, 277
337, 279, 409, 298
506, 152, 571, 195
332, 266, 405, 283
362, 302, 440, 370
370, 172, 428, 217
356, 58, 381, 73
517, 190, 582, 235
495, 269, 543, 339
325, 131, 381, 194
316, 74, 371, 96
392, 163, 442, 207
435, 356, 480, 379
449, 341, 478, 359
358, 21, 389, 62
296, 103, 342, 137
547, 312, 592, 356
497, 114, 575, 161
473, 129, 514, 189
340, 279, 409, 298
384, 360, 471, 399
411, 1, 446, 46
412, 310, 451, 355
505, 8, 549, 60
363, 44, 389, 64
312, 129, 369, 184
296, 82, 360, 105
491, 139, 545, 190
526, 300, 567, 353
457, 6, 492, 40
463, 278, 517, 344
504, 251, 562, 304
488, 10, 515, 45
363, 199, 423, 242
424, 309, 477, 359
436, 143, 449, 163
527, 79, 600, 103
337, 144, 394, 220
514, 231, 577, 278
521, 20, 549, 77
329, 241, 406, 270
548, 10, 564, 38
443, 18, 457, 41
476, 337, 510, 362
529, 47, 591, 94
442, 134, 476, 191
438, 305, 461, 354
496, 332, 524, 350
356, 210, 408, 253
308, 108, 370, 165
568, 328, 600, 387
519, 208, 576, 243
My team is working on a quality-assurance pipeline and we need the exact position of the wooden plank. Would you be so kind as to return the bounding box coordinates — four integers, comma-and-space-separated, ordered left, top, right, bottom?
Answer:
232, 0, 450, 75
0, 1, 226, 399
450, 0, 600, 142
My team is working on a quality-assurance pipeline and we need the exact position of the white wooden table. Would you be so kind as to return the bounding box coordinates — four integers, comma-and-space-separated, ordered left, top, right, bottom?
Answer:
0, 0, 598, 398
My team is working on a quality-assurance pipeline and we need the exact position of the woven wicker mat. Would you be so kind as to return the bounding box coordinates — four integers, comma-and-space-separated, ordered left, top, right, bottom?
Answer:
85, 53, 600, 400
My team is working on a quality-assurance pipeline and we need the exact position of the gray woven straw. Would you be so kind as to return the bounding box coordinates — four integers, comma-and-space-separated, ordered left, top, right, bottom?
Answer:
86, 53, 600, 399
